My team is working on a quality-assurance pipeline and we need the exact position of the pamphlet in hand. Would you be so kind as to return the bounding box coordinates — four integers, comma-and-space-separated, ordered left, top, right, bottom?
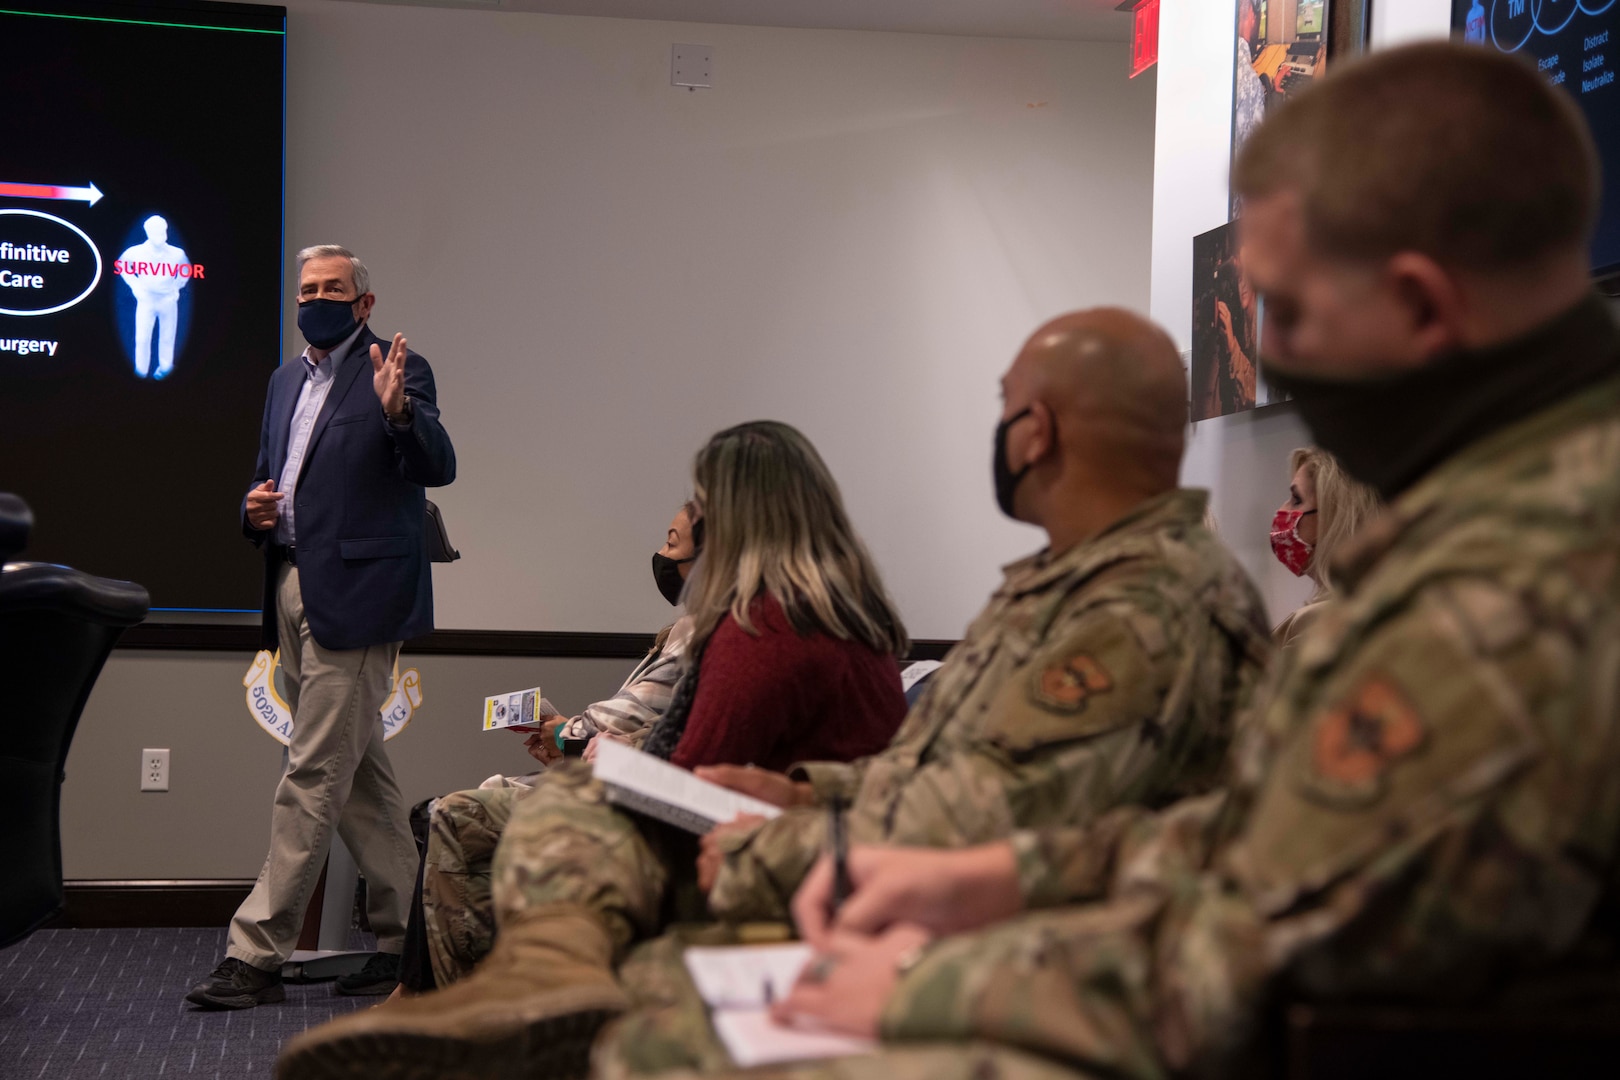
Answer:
481, 686, 558, 734
591, 738, 784, 835
683, 944, 877, 1066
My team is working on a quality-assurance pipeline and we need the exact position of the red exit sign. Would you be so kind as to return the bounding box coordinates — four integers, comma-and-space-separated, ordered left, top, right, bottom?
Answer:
1127, 0, 1160, 78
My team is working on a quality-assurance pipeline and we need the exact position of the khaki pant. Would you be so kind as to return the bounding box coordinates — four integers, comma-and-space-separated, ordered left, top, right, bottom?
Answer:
227, 565, 417, 970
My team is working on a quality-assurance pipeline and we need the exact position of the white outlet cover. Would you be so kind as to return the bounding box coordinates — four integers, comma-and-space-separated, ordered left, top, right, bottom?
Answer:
141, 748, 170, 792
672, 43, 712, 88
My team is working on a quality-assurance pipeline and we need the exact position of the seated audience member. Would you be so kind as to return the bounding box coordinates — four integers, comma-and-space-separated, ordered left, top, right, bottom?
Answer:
498, 502, 705, 779
1269, 445, 1381, 649
602, 43, 1620, 1080
392, 505, 703, 997
279, 313, 1272, 1079
633, 420, 911, 775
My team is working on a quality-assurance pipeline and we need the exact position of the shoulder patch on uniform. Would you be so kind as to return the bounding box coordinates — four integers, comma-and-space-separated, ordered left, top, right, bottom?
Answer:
1030, 653, 1113, 713
1298, 675, 1427, 809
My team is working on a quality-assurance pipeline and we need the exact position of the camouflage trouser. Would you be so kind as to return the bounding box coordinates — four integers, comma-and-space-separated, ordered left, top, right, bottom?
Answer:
593, 929, 1087, 1080
490, 761, 700, 958
422, 785, 519, 986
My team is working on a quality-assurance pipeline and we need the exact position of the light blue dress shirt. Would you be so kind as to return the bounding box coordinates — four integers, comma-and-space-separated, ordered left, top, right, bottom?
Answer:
274, 325, 364, 546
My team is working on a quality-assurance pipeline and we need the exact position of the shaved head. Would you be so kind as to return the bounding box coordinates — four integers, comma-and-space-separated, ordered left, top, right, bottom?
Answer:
1006, 308, 1187, 496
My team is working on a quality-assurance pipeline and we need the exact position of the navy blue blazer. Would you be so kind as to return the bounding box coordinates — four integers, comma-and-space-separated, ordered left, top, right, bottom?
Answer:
242, 325, 456, 651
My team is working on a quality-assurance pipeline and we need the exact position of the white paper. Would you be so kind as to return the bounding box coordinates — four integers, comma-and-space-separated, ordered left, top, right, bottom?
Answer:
711, 1009, 878, 1067
683, 943, 877, 1066
592, 738, 783, 831
683, 943, 815, 1009
900, 660, 943, 693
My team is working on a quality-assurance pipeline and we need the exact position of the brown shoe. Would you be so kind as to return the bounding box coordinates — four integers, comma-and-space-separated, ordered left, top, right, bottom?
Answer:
276, 905, 629, 1080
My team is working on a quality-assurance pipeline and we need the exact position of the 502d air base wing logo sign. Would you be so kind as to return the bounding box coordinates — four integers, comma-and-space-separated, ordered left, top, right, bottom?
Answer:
243, 649, 423, 745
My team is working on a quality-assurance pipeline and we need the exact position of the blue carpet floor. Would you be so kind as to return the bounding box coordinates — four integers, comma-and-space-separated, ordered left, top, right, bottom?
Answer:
0, 928, 378, 1080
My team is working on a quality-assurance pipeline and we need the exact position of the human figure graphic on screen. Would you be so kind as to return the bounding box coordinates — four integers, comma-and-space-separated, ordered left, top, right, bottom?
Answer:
118, 215, 189, 379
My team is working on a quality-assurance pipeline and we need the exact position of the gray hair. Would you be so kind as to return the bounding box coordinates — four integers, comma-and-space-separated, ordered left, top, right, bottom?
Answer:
295, 244, 370, 295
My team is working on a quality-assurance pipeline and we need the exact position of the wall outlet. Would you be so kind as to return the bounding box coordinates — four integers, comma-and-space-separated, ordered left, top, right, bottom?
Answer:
141, 748, 170, 792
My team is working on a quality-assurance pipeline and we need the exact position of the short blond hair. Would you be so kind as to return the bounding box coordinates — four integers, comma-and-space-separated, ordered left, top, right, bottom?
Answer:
1290, 446, 1381, 598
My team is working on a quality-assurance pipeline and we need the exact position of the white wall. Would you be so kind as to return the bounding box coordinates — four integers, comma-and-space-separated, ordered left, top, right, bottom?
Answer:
281, 0, 1158, 641
1150, 0, 1452, 623
57, 1, 1157, 881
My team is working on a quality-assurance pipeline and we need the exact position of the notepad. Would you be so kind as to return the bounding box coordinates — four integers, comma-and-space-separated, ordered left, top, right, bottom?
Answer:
684, 943, 815, 1007
592, 738, 783, 835
900, 659, 943, 694
683, 944, 878, 1067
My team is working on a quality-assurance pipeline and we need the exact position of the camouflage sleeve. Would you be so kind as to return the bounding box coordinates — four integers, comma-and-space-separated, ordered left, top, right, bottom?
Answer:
706, 807, 825, 922
709, 598, 1187, 923
792, 761, 863, 803
881, 579, 1609, 1075
1009, 789, 1228, 911
862, 595, 1197, 842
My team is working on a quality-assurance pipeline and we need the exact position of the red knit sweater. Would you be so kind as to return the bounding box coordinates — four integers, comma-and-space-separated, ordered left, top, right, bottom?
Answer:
669, 595, 906, 773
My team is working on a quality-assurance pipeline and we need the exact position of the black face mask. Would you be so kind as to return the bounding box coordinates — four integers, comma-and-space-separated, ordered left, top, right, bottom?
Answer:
297, 297, 361, 349
1265, 295, 1620, 502
993, 407, 1034, 519
652, 552, 697, 606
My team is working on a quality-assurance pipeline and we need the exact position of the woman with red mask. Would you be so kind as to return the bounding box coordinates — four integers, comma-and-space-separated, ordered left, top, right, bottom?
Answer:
1270, 446, 1382, 650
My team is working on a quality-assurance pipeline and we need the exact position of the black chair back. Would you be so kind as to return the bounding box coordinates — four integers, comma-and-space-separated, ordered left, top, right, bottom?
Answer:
0, 493, 31, 562
0, 498, 149, 948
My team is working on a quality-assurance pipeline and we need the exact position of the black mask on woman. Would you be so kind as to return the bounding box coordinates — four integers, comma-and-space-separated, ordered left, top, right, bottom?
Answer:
993, 407, 1035, 519
651, 552, 696, 606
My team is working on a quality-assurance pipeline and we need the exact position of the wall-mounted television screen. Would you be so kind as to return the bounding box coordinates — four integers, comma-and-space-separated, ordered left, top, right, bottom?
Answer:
0, 1, 286, 611
1453, 1, 1620, 279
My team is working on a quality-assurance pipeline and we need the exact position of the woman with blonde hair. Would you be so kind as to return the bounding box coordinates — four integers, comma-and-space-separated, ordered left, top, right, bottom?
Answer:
1270, 445, 1382, 649
641, 419, 909, 768
371, 422, 910, 1001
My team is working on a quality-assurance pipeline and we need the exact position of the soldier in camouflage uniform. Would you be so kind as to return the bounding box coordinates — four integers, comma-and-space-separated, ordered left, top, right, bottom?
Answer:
701, 484, 1267, 925
409, 503, 703, 993
422, 616, 694, 988
591, 43, 1620, 1080
278, 309, 1271, 1079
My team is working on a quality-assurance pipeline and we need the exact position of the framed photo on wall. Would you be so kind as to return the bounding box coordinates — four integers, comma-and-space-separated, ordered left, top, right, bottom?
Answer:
1191, 221, 1258, 421
1191, 221, 1289, 422
1231, 0, 1335, 215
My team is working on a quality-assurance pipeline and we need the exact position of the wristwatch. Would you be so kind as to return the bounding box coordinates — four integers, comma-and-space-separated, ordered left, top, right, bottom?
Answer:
386, 397, 414, 427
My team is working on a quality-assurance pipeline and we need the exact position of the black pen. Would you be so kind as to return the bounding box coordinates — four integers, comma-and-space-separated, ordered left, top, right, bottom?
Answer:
826, 794, 852, 922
